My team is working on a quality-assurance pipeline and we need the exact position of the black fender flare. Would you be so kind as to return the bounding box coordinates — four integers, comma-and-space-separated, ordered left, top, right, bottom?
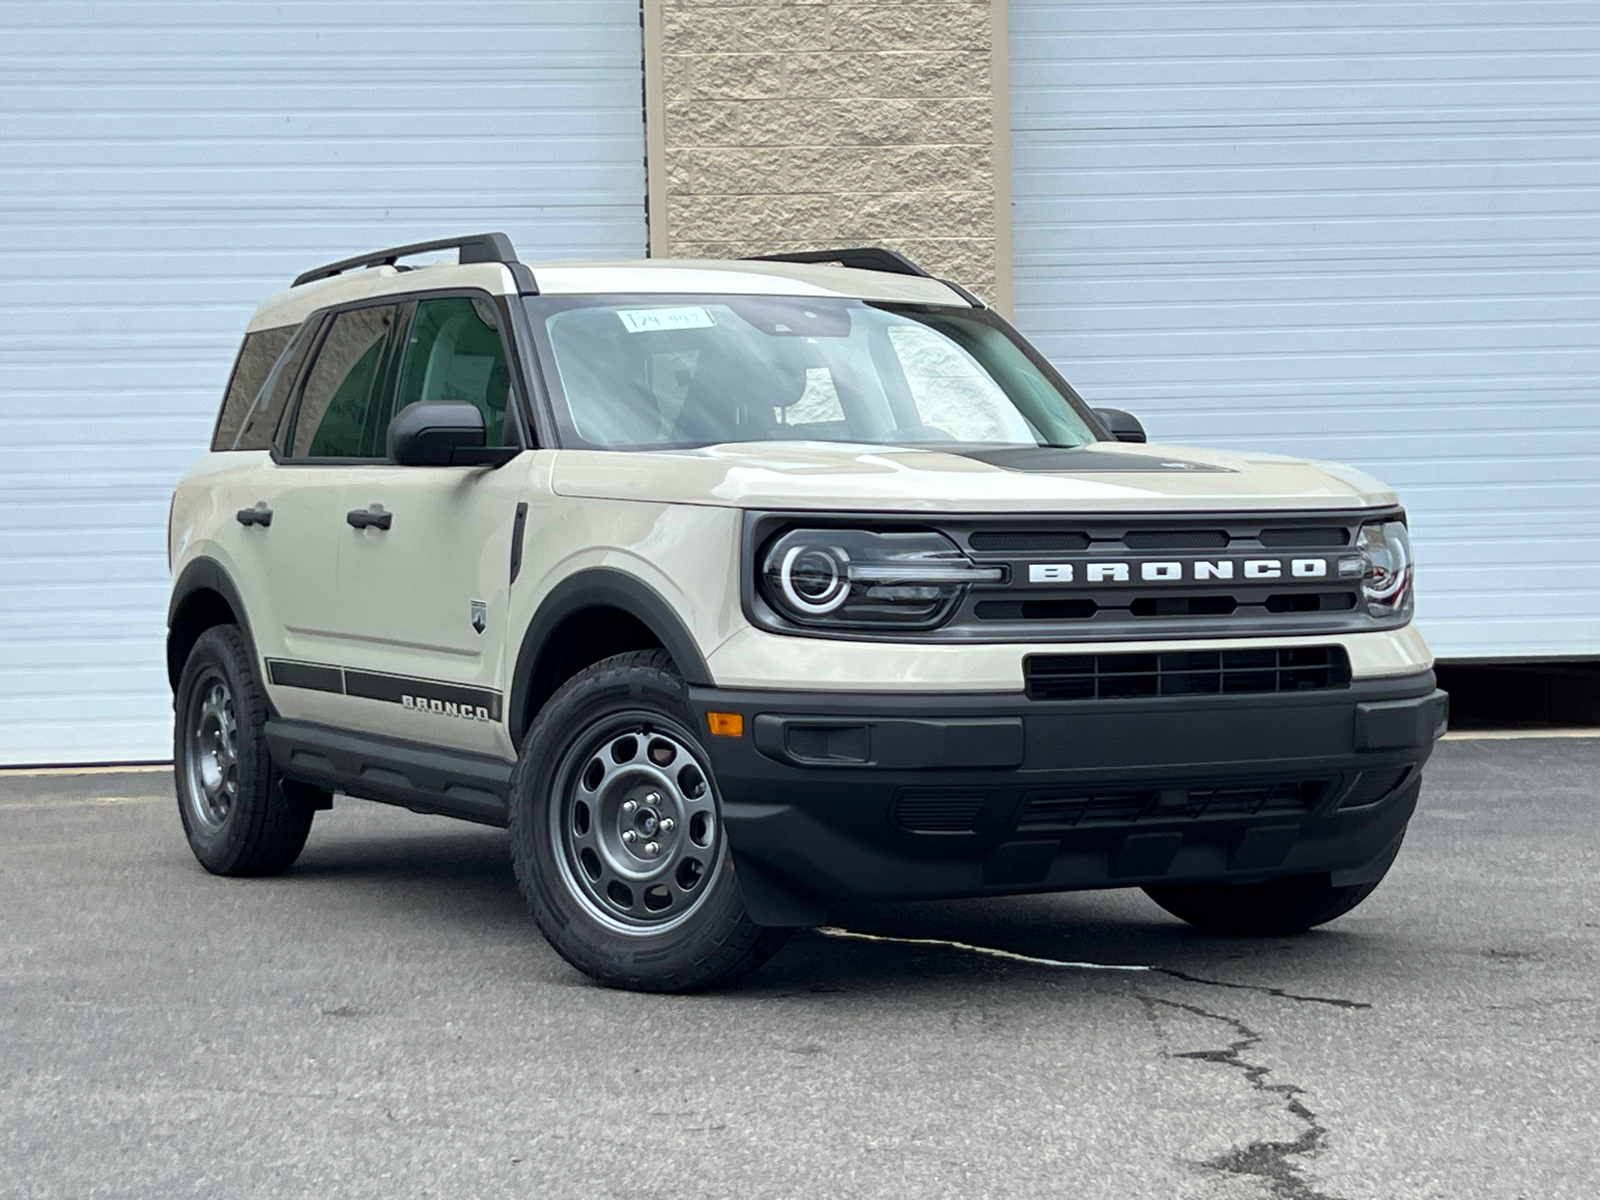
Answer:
508, 568, 712, 738
166, 557, 260, 691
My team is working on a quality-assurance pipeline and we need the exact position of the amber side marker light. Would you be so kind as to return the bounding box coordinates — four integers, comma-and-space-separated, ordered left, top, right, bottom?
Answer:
706, 712, 744, 737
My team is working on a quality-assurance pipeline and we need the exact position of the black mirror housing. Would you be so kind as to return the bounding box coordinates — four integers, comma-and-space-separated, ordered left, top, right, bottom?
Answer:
1094, 407, 1147, 444
387, 401, 518, 466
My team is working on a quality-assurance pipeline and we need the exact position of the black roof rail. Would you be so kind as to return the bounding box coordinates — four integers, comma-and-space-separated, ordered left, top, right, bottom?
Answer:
743, 245, 985, 307
744, 246, 933, 278
292, 232, 522, 288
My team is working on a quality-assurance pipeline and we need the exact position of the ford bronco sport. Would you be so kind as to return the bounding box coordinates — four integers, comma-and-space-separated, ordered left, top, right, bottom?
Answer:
167, 233, 1448, 991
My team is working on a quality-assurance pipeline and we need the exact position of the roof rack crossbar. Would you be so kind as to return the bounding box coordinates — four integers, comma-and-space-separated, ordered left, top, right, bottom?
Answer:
292, 231, 520, 288
744, 246, 933, 279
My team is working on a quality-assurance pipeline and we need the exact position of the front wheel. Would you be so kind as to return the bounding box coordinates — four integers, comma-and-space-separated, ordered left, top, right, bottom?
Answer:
509, 651, 790, 992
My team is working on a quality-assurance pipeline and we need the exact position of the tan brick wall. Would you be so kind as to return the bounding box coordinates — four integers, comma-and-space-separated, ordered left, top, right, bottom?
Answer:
645, 0, 1010, 310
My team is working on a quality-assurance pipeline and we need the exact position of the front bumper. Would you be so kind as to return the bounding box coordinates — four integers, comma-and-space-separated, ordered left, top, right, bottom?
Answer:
689, 672, 1448, 925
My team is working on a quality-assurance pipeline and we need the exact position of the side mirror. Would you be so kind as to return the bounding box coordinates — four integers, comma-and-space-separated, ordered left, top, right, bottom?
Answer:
387, 401, 518, 467
1094, 407, 1146, 444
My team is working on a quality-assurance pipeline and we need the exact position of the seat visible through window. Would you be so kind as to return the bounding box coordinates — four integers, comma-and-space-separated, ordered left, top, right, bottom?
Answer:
394, 297, 512, 447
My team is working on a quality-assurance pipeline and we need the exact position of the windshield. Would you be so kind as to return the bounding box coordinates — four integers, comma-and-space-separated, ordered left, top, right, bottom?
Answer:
527, 295, 1099, 451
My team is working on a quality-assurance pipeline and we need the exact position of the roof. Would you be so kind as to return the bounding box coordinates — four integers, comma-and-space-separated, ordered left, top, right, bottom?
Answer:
245, 255, 974, 333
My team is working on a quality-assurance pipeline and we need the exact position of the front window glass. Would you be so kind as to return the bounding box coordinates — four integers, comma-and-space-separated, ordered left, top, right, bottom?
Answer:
532, 296, 1096, 450
392, 296, 511, 447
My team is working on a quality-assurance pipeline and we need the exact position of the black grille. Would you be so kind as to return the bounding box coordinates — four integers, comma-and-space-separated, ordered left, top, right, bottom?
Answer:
893, 789, 988, 832
1019, 780, 1326, 830
968, 530, 1090, 552
1025, 647, 1351, 701
1122, 529, 1230, 550
974, 598, 1097, 621
1258, 526, 1350, 548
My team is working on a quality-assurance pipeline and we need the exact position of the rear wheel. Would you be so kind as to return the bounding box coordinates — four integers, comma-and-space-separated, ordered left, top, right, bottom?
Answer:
509, 650, 790, 992
174, 625, 318, 876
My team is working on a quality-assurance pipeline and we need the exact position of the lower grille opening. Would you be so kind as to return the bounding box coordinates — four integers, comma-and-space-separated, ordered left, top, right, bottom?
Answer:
1026, 647, 1351, 701
975, 598, 1097, 621
1019, 780, 1327, 830
894, 788, 989, 833
1265, 591, 1358, 613
1129, 594, 1237, 617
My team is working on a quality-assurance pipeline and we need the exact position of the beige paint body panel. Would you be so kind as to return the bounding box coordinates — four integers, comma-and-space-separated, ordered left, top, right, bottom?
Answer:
172, 452, 349, 715
551, 441, 1398, 513
706, 624, 1432, 693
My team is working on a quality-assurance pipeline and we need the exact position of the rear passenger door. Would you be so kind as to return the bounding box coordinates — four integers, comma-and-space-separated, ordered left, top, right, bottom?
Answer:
335, 293, 532, 758
248, 300, 402, 726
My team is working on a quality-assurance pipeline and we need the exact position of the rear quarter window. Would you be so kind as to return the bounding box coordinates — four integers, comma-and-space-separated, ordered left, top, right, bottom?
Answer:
211, 325, 297, 451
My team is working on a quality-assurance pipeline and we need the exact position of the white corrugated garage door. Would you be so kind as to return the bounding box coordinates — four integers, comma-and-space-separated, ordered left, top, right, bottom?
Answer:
0, 2, 647, 766
1011, 1, 1600, 661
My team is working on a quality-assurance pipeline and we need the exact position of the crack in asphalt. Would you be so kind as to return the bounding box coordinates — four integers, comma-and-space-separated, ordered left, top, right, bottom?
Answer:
815, 926, 1152, 971
814, 927, 1371, 1008
1146, 997, 1346, 1200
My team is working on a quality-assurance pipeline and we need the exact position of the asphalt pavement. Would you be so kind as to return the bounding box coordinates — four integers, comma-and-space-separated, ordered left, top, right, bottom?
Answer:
2, 736, 1596, 1199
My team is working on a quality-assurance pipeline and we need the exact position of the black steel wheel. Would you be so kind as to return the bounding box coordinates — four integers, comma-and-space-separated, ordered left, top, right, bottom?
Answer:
510, 650, 790, 991
173, 625, 317, 876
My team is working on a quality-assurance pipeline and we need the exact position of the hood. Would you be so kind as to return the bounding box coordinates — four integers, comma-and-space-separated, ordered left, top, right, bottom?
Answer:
550, 440, 1398, 514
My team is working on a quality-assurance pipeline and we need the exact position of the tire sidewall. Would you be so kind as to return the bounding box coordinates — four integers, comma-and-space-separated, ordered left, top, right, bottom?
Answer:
173, 625, 275, 874
509, 656, 757, 990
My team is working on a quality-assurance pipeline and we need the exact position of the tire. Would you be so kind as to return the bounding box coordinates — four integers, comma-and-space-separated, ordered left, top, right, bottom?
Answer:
509, 650, 791, 992
173, 624, 317, 876
1143, 826, 1406, 936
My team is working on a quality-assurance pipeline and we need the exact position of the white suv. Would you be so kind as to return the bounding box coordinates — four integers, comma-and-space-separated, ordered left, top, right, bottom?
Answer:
167, 234, 1447, 991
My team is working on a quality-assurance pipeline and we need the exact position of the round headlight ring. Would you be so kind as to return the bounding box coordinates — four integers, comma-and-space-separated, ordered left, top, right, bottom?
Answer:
778, 543, 850, 615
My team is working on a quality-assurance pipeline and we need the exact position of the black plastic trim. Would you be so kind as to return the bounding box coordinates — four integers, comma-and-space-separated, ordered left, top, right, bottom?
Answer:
688, 672, 1444, 911
264, 719, 511, 826
167, 558, 261, 692
510, 502, 528, 584
508, 569, 712, 737
292, 232, 519, 288
746, 246, 934, 277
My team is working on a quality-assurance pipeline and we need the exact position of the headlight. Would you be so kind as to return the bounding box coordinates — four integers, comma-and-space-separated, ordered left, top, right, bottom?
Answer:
1342, 520, 1412, 616
759, 529, 1002, 629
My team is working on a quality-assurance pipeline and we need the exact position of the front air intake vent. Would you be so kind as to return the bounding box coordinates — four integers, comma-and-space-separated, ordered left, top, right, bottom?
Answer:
893, 788, 989, 833
1025, 647, 1351, 701
1122, 529, 1230, 550
1019, 779, 1327, 829
968, 530, 1090, 552
1258, 527, 1350, 548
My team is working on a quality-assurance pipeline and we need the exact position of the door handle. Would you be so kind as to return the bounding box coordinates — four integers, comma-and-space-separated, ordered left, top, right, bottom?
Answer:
236, 505, 272, 528
347, 505, 392, 531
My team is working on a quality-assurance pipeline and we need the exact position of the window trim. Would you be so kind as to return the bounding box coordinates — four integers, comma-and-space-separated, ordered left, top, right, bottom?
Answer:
272, 287, 534, 467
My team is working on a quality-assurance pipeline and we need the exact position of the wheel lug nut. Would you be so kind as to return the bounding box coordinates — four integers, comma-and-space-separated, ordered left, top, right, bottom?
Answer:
622, 800, 638, 815
643, 841, 661, 857
645, 791, 662, 805
659, 818, 675, 832
622, 830, 637, 844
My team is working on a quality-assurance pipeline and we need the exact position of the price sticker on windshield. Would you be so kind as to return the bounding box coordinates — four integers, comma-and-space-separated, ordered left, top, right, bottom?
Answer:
616, 306, 716, 334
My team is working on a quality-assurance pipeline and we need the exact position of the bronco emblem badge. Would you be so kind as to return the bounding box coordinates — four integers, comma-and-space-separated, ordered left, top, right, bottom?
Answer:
470, 599, 487, 635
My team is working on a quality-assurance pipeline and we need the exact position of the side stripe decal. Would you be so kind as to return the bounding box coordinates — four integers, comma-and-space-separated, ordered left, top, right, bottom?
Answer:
265, 658, 503, 723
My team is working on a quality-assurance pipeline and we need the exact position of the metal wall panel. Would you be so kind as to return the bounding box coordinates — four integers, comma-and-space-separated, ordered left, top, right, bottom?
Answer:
0, 2, 647, 765
1011, 1, 1600, 660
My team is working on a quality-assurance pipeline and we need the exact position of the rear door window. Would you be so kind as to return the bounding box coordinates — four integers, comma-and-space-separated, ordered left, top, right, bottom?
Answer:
211, 325, 295, 450
289, 304, 399, 459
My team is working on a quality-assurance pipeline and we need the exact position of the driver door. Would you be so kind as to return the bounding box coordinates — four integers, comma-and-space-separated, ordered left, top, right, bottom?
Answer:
335, 293, 530, 758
